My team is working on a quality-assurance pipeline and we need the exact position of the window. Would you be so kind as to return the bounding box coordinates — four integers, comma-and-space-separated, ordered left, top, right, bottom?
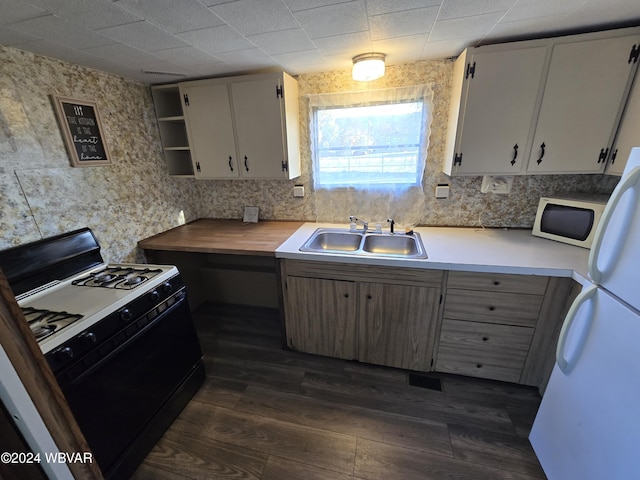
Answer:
310, 86, 432, 190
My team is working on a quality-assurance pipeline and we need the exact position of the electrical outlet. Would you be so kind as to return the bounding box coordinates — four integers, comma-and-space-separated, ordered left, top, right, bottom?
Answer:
435, 184, 450, 198
481, 176, 513, 194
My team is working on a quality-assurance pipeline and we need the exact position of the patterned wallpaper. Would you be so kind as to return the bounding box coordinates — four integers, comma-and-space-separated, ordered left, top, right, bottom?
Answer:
0, 45, 619, 264
0, 46, 200, 263
198, 60, 619, 226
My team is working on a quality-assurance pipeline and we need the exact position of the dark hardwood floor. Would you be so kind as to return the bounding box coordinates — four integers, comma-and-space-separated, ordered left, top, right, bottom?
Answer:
132, 303, 546, 480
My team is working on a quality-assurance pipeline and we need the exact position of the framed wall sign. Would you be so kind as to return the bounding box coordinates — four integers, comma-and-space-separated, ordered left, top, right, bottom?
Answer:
52, 95, 111, 167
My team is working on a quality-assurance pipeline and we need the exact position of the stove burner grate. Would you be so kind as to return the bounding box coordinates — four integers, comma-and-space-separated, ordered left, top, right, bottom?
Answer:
72, 266, 163, 290
21, 307, 83, 341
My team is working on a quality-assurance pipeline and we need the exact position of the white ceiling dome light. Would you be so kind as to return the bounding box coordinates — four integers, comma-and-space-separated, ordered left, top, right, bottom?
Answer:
352, 53, 386, 81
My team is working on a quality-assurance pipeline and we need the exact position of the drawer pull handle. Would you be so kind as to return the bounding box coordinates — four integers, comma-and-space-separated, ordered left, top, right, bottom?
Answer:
488, 306, 495, 311
482, 337, 489, 342
493, 281, 500, 286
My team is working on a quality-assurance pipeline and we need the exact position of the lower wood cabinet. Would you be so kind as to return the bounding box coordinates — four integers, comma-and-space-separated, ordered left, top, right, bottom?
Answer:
281, 260, 576, 391
281, 260, 443, 371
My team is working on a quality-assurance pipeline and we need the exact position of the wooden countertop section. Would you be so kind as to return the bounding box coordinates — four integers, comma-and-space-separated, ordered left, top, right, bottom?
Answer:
138, 219, 305, 257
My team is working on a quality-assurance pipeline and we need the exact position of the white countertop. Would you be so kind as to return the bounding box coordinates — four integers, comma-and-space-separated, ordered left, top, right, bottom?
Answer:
275, 223, 591, 286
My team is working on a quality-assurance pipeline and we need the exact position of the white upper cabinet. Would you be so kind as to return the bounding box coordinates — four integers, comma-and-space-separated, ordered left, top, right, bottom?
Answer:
527, 35, 640, 174
444, 46, 547, 176
607, 68, 640, 175
443, 28, 640, 177
153, 72, 301, 180
180, 82, 237, 179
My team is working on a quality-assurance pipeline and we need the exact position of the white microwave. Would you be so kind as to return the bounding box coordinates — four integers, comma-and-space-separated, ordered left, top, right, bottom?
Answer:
532, 195, 609, 248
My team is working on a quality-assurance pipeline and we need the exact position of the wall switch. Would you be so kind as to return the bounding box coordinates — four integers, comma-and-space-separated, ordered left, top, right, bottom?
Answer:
293, 185, 305, 197
435, 184, 450, 199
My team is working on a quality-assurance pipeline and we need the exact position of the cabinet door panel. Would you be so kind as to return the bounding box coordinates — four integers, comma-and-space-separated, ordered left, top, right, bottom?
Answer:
181, 83, 238, 179
232, 78, 287, 179
527, 35, 639, 174
607, 72, 640, 175
285, 276, 357, 359
358, 283, 439, 371
455, 47, 547, 175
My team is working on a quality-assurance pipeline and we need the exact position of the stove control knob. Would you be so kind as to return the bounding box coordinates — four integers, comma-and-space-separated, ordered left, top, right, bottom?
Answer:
162, 282, 173, 294
79, 332, 97, 345
55, 347, 74, 362
150, 290, 160, 303
120, 308, 133, 322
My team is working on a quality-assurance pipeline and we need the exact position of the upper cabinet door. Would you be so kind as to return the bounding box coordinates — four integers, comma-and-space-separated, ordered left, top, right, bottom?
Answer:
232, 76, 288, 179
448, 46, 547, 176
180, 82, 238, 179
526, 35, 640, 174
607, 71, 640, 176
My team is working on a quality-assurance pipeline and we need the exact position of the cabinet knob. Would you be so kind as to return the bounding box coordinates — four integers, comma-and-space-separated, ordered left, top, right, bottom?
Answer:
476, 364, 483, 368
482, 337, 489, 342
367, 294, 372, 299
344, 293, 349, 298
493, 281, 500, 286
488, 306, 495, 311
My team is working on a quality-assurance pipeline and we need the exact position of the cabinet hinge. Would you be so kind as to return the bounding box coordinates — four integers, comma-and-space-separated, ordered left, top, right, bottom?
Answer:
431, 358, 434, 368
276, 85, 283, 98
466, 61, 476, 79
597, 147, 609, 164
183, 93, 189, 106
611, 148, 618, 164
195, 161, 201, 173
281, 161, 288, 172
629, 44, 640, 64
439, 294, 443, 305
453, 153, 463, 167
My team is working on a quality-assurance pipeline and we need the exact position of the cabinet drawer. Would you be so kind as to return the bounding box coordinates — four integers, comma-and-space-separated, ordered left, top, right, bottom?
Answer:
447, 271, 548, 295
444, 289, 543, 327
436, 319, 534, 383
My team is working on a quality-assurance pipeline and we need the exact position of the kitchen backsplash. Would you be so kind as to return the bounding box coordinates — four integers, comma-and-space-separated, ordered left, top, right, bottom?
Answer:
0, 45, 618, 263
0, 46, 200, 263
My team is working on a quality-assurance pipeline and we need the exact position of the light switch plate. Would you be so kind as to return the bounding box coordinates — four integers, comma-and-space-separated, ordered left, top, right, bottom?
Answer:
243, 206, 259, 223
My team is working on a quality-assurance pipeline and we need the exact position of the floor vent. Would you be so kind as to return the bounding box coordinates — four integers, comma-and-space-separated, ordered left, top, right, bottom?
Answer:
408, 374, 443, 391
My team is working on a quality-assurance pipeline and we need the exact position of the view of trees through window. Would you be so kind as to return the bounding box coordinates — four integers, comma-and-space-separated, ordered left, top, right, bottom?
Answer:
314, 100, 425, 187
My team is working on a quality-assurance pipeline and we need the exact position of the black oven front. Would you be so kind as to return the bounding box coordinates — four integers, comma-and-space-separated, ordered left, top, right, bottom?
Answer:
45, 274, 204, 479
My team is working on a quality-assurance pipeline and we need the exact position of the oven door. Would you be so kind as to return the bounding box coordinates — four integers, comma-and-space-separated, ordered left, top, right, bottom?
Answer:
55, 292, 203, 479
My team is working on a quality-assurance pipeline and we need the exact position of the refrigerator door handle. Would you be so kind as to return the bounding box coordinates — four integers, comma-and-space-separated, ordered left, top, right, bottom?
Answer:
556, 284, 598, 374
588, 166, 640, 284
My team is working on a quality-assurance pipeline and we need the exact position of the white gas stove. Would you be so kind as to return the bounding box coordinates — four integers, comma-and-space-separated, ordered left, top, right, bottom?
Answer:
17, 262, 178, 354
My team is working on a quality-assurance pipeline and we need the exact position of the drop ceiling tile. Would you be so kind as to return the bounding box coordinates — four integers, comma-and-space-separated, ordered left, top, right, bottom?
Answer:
369, 6, 439, 40
293, 0, 369, 39
283, 0, 354, 12
210, 0, 299, 36
177, 25, 254, 54
483, 16, 565, 42
116, 0, 225, 34
421, 37, 474, 60
365, 0, 441, 16
9, 14, 113, 49
501, 0, 587, 23
0, 26, 39, 45
248, 28, 316, 55
190, 62, 237, 78
430, 12, 505, 41
82, 42, 163, 68
561, 0, 640, 28
370, 34, 429, 63
313, 31, 372, 54
153, 46, 223, 67
214, 48, 277, 69
97, 21, 188, 52
0, 0, 47, 25
437, 0, 516, 20
16, 39, 102, 65
22, 0, 142, 30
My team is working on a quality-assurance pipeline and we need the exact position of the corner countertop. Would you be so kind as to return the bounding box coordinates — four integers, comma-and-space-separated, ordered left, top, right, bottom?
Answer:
138, 219, 305, 257
276, 223, 591, 286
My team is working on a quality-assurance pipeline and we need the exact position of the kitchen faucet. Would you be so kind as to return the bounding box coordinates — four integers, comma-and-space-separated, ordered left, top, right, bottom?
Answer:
349, 216, 368, 232
387, 218, 395, 234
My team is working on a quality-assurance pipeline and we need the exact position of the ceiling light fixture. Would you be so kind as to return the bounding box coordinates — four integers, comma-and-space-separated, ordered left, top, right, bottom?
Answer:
352, 53, 386, 81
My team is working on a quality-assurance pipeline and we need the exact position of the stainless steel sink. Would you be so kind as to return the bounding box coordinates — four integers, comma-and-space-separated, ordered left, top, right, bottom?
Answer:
301, 230, 363, 252
362, 234, 422, 256
299, 228, 427, 259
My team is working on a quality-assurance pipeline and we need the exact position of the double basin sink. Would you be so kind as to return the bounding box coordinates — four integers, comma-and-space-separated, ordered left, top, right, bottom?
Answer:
300, 228, 427, 259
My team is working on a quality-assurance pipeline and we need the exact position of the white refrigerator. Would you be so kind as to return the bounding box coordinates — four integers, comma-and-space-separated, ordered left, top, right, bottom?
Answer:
530, 147, 640, 480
